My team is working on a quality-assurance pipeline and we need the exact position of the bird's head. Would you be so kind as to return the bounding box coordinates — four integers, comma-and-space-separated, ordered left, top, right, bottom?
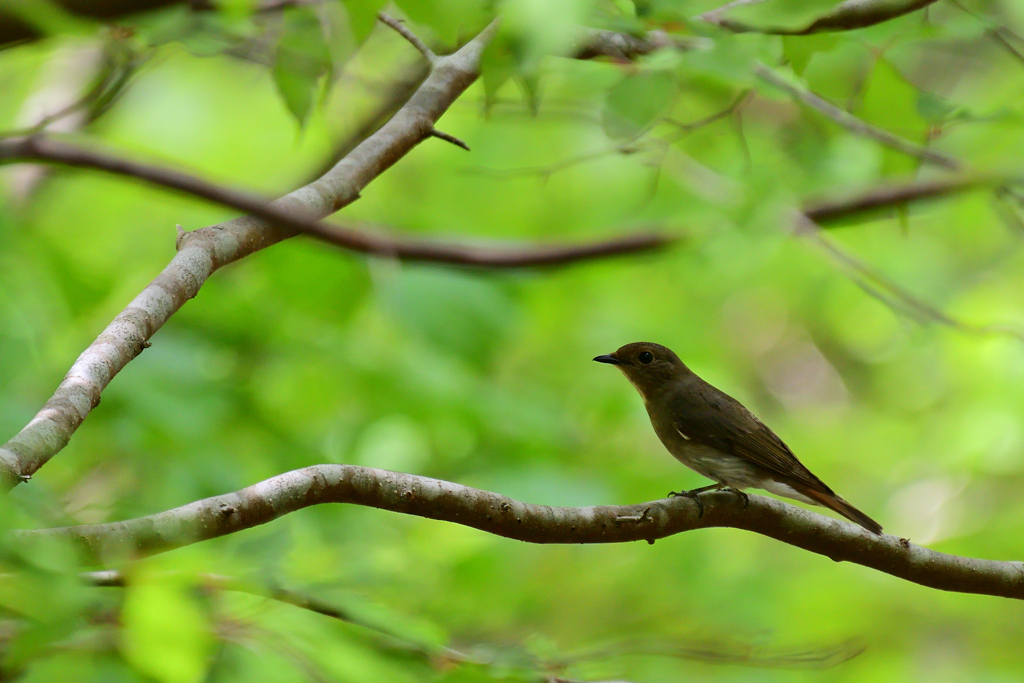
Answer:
593, 342, 689, 400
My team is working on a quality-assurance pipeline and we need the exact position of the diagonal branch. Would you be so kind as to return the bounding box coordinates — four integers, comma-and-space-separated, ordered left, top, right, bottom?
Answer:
0, 20, 502, 489
795, 214, 1024, 342
377, 12, 438, 65
753, 63, 961, 170
21, 465, 1024, 600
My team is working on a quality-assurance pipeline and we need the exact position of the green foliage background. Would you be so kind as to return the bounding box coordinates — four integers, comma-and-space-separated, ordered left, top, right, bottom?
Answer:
2, 0, 1024, 681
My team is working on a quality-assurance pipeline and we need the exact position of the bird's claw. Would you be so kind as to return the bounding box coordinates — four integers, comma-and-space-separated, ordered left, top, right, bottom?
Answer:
668, 489, 705, 518
722, 487, 749, 509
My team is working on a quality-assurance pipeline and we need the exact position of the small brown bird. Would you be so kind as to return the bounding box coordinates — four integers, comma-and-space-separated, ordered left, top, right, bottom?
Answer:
595, 342, 882, 534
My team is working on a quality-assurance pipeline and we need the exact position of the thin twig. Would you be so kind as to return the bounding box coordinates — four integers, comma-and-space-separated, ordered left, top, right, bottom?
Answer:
795, 214, 1024, 342
82, 570, 478, 664
20, 464, 1024, 600
551, 637, 865, 670
754, 62, 961, 170
664, 90, 754, 131
377, 12, 438, 64
428, 127, 470, 150
466, 92, 751, 181
0, 135, 667, 266
946, 0, 1024, 67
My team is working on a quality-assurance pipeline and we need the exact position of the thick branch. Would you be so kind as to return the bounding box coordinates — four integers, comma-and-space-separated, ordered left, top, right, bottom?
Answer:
699, 0, 939, 34
0, 22, 499, 489
23, 465, 1024, 600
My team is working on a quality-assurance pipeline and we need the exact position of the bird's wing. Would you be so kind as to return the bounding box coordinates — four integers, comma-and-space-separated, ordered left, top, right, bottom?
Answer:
670, 382, 834, 494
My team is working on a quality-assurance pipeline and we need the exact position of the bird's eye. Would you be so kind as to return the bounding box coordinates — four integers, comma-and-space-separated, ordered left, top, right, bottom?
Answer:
638, 351, 654, 365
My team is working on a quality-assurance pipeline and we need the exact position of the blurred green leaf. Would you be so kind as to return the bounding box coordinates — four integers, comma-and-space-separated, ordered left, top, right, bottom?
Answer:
722, 0, 849, 31
272, 6, 333, 125
378, 267, 517, 365
603, 69, 677, 138
344, 0, 389, 44
396, 0, 492, 47
782, 33, 839, 76
121, 580, 214, 683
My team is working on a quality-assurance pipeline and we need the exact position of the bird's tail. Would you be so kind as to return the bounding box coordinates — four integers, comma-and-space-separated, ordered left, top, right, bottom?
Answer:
792, 484, 883, 535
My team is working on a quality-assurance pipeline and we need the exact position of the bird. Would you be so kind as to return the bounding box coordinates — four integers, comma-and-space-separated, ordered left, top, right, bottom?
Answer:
594, 341, 882, 534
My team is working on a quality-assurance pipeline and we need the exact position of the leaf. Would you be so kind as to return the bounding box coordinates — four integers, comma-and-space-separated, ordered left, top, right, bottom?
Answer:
719, 0, 846, 32
480, 37, 517, 111
0, 0, 92, 38
677, 32, 774, 90
397, 0, 492, 47
343, 0, 388, 45
859, 59, 928, 174
782, 33, 839, 76
603, 69, 678, 139
378, 267, 516, 365
121, 580, 214, 683
272, 6, 333, 125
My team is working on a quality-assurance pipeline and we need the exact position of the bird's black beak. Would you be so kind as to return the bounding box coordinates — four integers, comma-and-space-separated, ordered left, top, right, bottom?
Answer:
593, 354, 624, 365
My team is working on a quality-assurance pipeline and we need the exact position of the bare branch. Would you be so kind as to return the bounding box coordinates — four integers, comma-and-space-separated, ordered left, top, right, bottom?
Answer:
572, 29, 708, 61
699, 0, 939, 34
753, 63, 961, 170
377, 12, 438, 65
22, 465, 1024, 600
0, 21, 500, 489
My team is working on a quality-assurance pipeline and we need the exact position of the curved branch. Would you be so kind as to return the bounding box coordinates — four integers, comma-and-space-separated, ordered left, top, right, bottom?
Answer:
699, 0, 938, 34
0, 22, 499, 489
23, 465, 1024, 600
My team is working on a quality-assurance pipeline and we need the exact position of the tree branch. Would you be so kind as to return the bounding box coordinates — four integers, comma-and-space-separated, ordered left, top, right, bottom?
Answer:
0, 135, 669, 265
377, 12, 438, 65
699, 0, 939, 34
801, 175, 994, 223
0, 20, 506, 489
22, 465, 1024, 600
795, 214, 1024, 342
753, 63, 961, 170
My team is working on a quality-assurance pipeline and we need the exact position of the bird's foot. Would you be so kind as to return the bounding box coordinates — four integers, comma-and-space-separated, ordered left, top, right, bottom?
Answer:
667, 484, 722, 517
721, 487, 749, 509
